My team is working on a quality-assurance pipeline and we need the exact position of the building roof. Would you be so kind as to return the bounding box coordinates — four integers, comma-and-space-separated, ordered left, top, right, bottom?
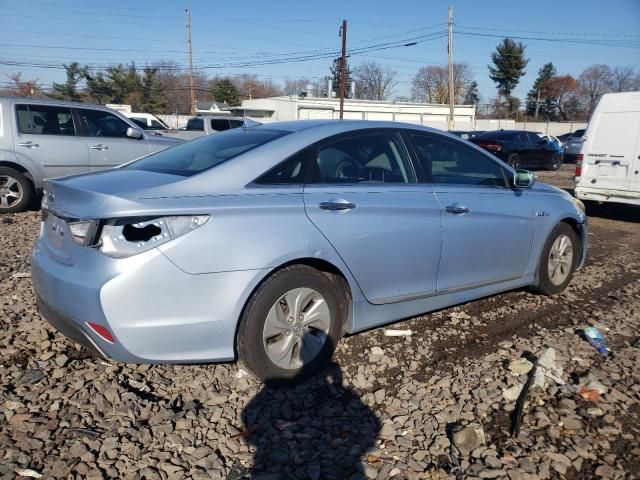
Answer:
195, 101, 230, 111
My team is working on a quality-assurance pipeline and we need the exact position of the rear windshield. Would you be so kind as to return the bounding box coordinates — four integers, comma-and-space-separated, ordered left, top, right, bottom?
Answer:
123, 128, 289, 177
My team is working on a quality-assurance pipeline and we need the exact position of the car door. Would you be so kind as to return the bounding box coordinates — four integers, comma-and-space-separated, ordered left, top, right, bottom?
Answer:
303, 129, 442, 304
13, 103, 89, 179
75, 108, 150, 171
407, 132, 535, 292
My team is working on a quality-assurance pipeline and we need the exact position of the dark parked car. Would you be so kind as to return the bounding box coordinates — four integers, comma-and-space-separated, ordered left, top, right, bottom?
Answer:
450, 130, 485, 140
470, 130, 563, 170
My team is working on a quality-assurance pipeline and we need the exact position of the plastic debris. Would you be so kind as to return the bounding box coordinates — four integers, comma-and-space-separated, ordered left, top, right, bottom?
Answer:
578, 372, 608, 395
579, 388, 601, 401
383, 329, 412, 337
508, 358, 534, 375
11, 272, 30, 279
533, 348, 564, 388
583, 327, 608, 356
14, 468, 43, 478
235, 368, 248, 379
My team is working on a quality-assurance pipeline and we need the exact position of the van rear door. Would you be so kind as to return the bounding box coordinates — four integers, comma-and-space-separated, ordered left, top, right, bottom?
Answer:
582, 111, 640, 191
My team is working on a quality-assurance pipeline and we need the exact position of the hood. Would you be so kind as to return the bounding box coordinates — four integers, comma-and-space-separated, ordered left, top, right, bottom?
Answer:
531, 181, 570, 196
44, 169, 185, 219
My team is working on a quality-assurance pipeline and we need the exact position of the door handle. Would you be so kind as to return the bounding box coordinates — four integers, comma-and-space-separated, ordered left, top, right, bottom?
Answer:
445, 204, 470, 215
89, 144, 109, 150
18, 141, 39, 148
319, 201, 356, 211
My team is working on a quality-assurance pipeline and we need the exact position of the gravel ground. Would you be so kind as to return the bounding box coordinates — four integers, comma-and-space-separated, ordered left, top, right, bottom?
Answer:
1, 166, 639, 480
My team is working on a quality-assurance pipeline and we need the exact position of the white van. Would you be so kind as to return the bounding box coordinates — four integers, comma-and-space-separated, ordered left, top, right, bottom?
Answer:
575, 92, 640, 206
122, 112, 171, 131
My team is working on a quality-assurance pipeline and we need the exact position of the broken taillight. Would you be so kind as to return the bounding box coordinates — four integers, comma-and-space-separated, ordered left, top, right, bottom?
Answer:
86, 322, 115, 344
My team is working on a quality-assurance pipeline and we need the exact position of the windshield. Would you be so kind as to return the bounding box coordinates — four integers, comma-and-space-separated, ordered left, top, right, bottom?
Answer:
123, 128, 290, 177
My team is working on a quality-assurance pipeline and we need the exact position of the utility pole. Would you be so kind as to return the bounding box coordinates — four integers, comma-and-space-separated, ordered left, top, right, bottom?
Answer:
338, 19, 347, 120
186, 8, 195, 115
447, 5, 455, 131
534, 88, 541, 120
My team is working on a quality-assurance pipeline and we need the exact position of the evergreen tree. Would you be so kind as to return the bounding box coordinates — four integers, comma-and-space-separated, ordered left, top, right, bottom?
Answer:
48, 62, 87, 101
463, 81, 479, 105
488, 38, 528, 113
330, 57, 353, 98
525, 63, 557, 118
140, 67, 165, 113
212, 77, 240, 106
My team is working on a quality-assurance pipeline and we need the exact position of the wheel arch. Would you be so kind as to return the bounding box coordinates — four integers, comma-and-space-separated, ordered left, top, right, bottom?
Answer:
232, 257, 354, 358
0, 160, 38, 191
558, 216, 587, 268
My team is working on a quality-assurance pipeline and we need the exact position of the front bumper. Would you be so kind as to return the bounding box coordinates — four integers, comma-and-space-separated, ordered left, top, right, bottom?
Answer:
31, 237, 269, 363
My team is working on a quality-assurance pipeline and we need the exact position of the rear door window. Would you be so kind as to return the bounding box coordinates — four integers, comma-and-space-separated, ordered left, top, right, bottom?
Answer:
186, 118, 204, 131
77, 109, 131, 138
16, 104, 76, 135
410, 133, 507, 187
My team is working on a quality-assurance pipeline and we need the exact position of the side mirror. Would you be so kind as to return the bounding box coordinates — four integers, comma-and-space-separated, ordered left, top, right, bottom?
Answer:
513, 169, 536, 188
126, 127, 143, 140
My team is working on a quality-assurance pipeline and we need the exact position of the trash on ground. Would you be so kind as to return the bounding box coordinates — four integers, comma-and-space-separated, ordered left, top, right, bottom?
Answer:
511, 351, 538, 437
582, 327, 609, 356
383, 329, 412, 337
579, 388, 601, 401
508, 357, 534, 375
533, 347, 564, 388
14, 468, 43, 478
502, 384, 524, 402
450, 422, 486, 455
273, 419, 296, 431
578, 372, 608, 395
235, 368, 248, 379
11, 272, 30, 279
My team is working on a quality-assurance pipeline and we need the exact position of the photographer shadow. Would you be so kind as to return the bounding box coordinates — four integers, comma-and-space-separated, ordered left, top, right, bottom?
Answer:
238, 362, 381, 479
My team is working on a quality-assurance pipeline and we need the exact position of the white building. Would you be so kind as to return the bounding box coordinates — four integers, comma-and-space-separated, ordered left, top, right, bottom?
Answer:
232, 96, 476, 130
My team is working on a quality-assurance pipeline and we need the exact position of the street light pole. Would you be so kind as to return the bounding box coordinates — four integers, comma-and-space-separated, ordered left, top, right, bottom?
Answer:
447, 5, 455, 131
339, 19, 347, 120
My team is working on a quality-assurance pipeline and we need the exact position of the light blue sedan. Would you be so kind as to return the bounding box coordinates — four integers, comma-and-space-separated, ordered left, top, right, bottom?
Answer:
31, 120, 587, 383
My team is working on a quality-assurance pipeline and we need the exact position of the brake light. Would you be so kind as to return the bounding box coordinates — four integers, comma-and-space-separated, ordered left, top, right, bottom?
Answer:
575, 154, 583, 178
479, 143, 502, 153
86, 322, 115, 344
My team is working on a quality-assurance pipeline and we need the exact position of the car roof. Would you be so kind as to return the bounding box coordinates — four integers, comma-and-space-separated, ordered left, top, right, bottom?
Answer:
0, 96, 124, 112
251, 119, 447, 135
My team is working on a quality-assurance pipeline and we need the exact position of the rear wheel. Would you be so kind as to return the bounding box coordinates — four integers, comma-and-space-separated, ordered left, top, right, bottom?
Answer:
237, 265, 345, 384
0, 167, 33, 214
533, 223, 579, 295
507, 153, 521, 168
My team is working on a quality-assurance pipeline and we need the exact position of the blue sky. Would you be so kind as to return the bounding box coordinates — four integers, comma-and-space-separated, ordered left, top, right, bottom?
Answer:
1, 0, 639, 103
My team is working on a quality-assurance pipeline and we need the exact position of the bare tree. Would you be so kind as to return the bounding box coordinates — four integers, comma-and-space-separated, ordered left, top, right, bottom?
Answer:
411, 63, 472, 104
545, 75, 578, 120
578, 64, 612, 115
353, 61, 397, 101
233, 74, 282, 100
283, 78, 311, 96
609, 66, 640, 92
3, 73, 43, 97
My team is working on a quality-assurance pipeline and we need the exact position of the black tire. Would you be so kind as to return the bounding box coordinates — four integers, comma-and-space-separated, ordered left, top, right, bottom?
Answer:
507, 153, 521, 168
0, 167, 33, 214
546, 153, 562, 171
237, 265, 346, 384
533, 222, 579, 296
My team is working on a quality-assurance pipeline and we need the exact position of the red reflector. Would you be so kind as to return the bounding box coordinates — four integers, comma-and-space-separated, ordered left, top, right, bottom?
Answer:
86, 322, 115, 344
575, 154, 583, 177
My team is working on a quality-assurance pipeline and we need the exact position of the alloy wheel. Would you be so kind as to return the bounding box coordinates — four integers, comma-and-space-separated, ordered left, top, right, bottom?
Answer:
262, 287, 331, 370
0, 175, 23, 210
548, 234, 573, 285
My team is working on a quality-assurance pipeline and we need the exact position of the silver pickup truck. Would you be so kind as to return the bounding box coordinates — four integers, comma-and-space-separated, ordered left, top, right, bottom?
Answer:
0, 97, 183, 213
161, 115, 260, 141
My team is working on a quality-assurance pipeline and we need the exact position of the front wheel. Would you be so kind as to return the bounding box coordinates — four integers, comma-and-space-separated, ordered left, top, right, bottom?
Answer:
533, 223, 579, 295
237, 265, 345, 384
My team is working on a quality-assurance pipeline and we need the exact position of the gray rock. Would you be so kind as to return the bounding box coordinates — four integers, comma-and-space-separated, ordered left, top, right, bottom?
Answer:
451, 423, 486, 455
